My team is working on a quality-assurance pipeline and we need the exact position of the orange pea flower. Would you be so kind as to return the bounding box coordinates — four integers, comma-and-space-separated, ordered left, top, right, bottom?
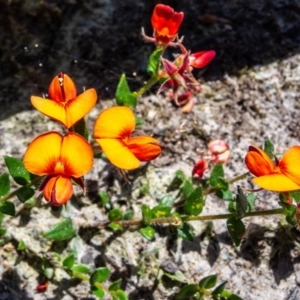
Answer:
151, 4, 184, 46
24, 131, 93, 205
94, 106, 162, 170
245, 145, 300, 192
31, 72, 97, 129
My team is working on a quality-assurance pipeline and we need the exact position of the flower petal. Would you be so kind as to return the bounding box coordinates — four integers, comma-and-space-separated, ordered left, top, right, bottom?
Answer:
24, 131, 62, 175
94, 106, 135, 139
252, 173, 300, 192
43, 175, 73, 205
127, 136, 162, 161
189, 51, 216, 69
279, 145, 300, 185
245, 146, 275, 176
48, 73, 77, 102
31, 96, 67, 127
96, 138, 140, 170
65, 88, 97, 128
60, 132, 94, 177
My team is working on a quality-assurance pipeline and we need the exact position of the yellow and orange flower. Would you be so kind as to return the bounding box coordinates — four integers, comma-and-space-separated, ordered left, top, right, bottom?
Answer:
151, 4, 184, 46
245, 145, 300, 192
94, 106, 162, 170
24, 131, 93, 205
31, 72, 97, 129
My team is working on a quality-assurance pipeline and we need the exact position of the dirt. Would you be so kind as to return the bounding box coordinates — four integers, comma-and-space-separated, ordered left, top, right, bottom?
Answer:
1, 0, 300, 299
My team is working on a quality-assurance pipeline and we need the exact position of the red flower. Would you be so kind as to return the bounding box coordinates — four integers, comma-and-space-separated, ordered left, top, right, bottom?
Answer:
192, 159, 208, 179
189, 51, 216, 69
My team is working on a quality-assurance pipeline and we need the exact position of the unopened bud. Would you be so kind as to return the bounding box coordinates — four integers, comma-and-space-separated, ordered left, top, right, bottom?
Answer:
192, 159, 208, 178
208, 140, 230, 164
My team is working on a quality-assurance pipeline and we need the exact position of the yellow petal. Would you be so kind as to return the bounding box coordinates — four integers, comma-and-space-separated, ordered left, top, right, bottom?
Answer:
60, 132, 93, 177
94, 106, 135, 139
252, 173, 300, 192
279, 145, 300, 185
96, 138, 140, 170
31, 96, 68, 127
65, 88, 97, 128
245, 145, 275, 176
24, 132, 62, 175
43, 175, 73, 205
127, 136, 162, 161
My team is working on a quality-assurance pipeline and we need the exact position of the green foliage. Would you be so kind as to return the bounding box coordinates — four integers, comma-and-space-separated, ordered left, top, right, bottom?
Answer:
264, 140, 274, 159
63, 253, 75, 269
44, 218, 75, 241
16, 187, 34, 203
177, 223, 194, 241
71, 264, 90, 274
73, 118, 89, 140
17, 240, 26, 250
108, 208, 122, 221
0, 201, 15, 216
151, 205, 171, 218
141, 204, 152, 225
198, 274, 217, 289
227, 217, 246, 247
175, 284, 198, 299
147, 48, 163, 76
4, 156, 30, 185
159, 194, 175, 207
99, 190, 110, 210
235, 187, 248, 218
90, 267, 110, 284
139, 225, 155, 240
115, 74, 137, 107
0, 173, 10, 198
108, 223, 123, 231
183, 186, 204, 216
216, 189, 233, 201
209, 163, 225, 188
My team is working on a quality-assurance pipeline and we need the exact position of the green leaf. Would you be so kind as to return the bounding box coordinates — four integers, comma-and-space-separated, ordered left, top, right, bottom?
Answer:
111, 290, 128, 300
16, 187, 34, 203
290, 191, 300, 203
209, 163, 225, 187
71, 264, 90, 274
181, 179, 194, 199
135, 116, 144, 126
264, 140, 274, 159
90, 267, 110, 284
227, 217, 246, 247
160, 195, 175, 207
183, 187, 203, 216
168, 170, 186, 192
73, 118, 89, 140
4, 156, 30, 185
63, 253, 75, 269
228, 201, 236, 213
44, 218, 75, 241
109, 279, 122, 291
147, 48, 163, 76
108, 209, 122, 221
43, 267, 54, 279
123, 210, 134, 220
99, 190, 110, 209
216, 189, 233, 201
246, 193, 256, 212
164, 271, 188, 283
141, 204, 152, 225
0, 173, 10, 198
0, 212, 4, 226
92, 286, 105, 299
0, 227, 6, 235
0, 201, 15, 216
175, 284, 198, 300
219, 290, 243, 300
211, 281, 227, 296
17, 240, 26, 250
151, 205, 171, 218
177, 223, 194, 241
115, 74, 137, 108
108, 223, 123, 231
139, 226, 155, 241
236, 187, 248, 219
199, 274, 217, 289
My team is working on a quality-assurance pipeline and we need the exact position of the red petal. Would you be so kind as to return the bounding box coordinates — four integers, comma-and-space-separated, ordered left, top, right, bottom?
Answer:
189, 51, 216, 69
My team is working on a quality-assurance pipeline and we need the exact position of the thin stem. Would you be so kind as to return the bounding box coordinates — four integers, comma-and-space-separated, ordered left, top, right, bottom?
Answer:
135, 76, 159, 98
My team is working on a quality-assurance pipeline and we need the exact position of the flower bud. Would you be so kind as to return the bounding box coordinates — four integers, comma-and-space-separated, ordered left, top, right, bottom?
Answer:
208, 140, 230, 164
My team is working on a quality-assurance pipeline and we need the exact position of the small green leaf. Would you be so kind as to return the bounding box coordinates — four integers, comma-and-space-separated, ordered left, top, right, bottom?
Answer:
108, 222, 123, 231
147, 48, 163, 76
123, 210, 134, 220
181, 179, 194, 199
0, 212, 4, 226
290, 191, 300, 203
164, 271, 188, 283
4, 156, 30, 185
0, 201, 15, 216
141, 204, 152, 225
73, 118, 89, 140
90, 267, 110, 284
111, 289, 128, 300
44, 218, 75, 241
63, 253, 75, 269
246, 193, 256, 212
139, 226, 155, 241
227, 217, 246, 247
24, 198, 36, 207
0, 173, 10, 197
175, 284, 198, 300
216, 189, 233, 201
43, 267, 54, 279
183, 187, 203, 216
228, 201, 236, 213
108, 209, 122, 221
0, 227, 6, 235
135, 116, 144, 126
264, 140, 274, 159
236, 186, 247, 219
115, 74, 137, 107
160, 195, 175, 207
92, 286, 105, 299
199, 274, 217, 289
71, 264, 90, 274
109, 279, 122, 291
209, 163, 225, 187
151, 205, 171, 218
168, 170, 186, 192
99, 191, 110, 209
177, 223, 194, 241
211, 281, 227, 296
17, 240, 26, 250
16, 187, 34, 203
219, 290, 243, 300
